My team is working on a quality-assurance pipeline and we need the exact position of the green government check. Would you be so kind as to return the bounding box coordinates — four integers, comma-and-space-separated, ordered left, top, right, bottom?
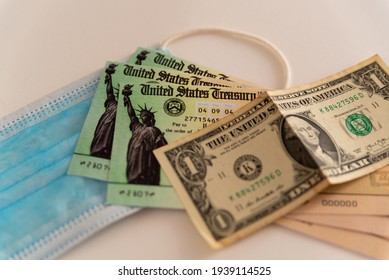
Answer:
68, 61, 258, 181
106, 76, 261, 208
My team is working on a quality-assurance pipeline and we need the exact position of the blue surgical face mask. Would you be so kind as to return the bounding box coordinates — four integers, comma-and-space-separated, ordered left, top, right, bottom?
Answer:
0, 70, 139, 259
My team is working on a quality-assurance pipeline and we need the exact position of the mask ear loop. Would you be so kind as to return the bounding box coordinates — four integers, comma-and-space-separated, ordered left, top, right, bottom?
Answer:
159, 27, 291, 89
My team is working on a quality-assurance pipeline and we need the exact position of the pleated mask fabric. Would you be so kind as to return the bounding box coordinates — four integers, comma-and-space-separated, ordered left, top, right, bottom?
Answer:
0, 70, 139, 259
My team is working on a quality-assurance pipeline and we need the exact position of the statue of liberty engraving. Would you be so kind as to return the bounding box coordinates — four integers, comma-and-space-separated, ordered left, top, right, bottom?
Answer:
90, 64, 118, 159
122, 84, 168, 185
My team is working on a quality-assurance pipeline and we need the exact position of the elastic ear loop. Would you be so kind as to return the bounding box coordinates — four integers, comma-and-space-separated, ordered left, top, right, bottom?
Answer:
159, 27, 291, 89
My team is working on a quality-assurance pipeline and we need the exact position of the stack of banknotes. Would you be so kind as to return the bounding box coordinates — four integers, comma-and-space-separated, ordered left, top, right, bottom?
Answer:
68, 47, 389, 259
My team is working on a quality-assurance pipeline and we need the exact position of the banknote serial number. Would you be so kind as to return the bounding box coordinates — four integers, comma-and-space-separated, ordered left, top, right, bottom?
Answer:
230, 169, 282, 203
321, 199, 358, 207
319, 93, 365, 113
211, 266, 271, 276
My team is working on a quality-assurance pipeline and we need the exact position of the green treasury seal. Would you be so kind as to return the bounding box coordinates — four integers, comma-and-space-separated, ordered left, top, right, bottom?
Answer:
345, 113, 373, 136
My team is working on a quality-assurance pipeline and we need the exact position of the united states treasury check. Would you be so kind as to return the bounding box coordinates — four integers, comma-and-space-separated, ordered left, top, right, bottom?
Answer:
106, 72, 262, 208
68, 61, 261, 181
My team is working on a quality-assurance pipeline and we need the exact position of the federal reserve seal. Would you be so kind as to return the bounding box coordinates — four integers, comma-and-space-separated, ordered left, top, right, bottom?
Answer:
233, 154, 262, 181
163, 98, 186, 116
345, 113, 373, 136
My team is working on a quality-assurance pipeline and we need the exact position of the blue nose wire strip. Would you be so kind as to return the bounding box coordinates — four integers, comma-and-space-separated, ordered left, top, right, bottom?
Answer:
0, 70, 140, 259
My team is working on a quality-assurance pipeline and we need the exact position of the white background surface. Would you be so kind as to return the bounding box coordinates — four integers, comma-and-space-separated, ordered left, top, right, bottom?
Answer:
1, 0, 388, 259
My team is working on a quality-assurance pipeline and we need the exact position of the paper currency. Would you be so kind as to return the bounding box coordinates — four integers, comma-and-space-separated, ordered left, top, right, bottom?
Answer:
128, 47, 261, 87
155, 95, 329, 248
277, 218, 389, 259
154, 55, 389, 248
106, 77, 261, 208
270, 55, 389, 184
68, 61, 258, 181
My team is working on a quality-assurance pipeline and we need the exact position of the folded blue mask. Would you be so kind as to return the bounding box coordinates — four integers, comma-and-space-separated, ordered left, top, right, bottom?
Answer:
0, 70, 139, 259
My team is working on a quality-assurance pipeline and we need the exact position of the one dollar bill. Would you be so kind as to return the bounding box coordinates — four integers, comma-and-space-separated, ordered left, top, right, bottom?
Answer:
154, 96, 329, 248
270, 55, 389, 183
154, 55, 389, 248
